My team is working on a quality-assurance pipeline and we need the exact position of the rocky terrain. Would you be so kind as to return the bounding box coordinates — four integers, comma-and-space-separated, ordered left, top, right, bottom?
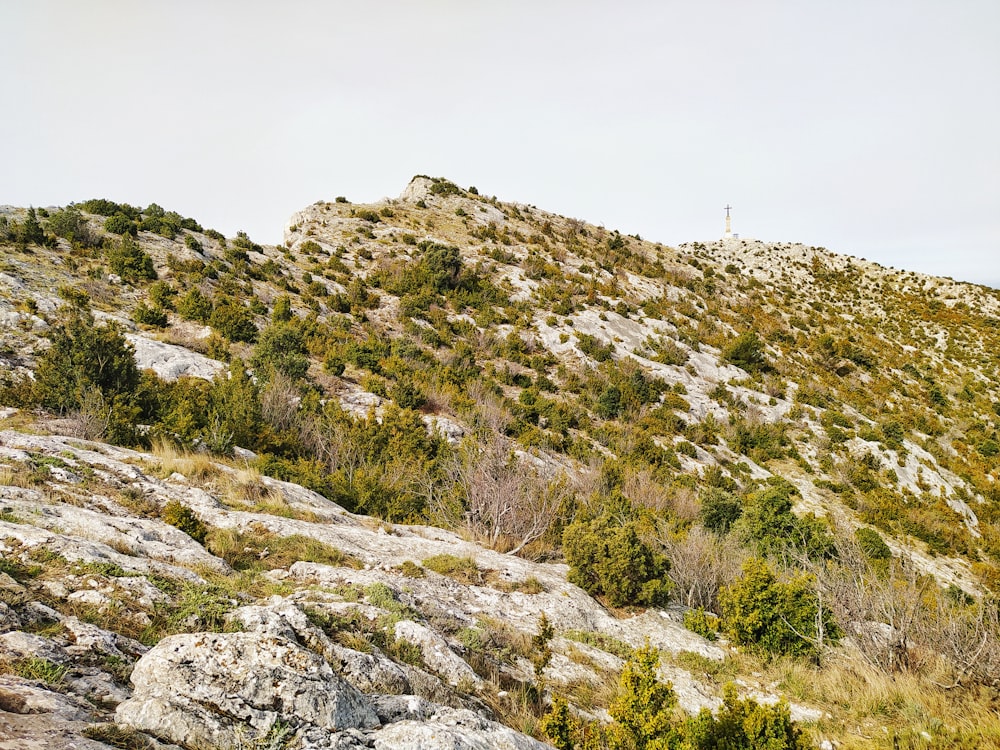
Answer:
1, 178, 1000, 748
0, 427, 783, 749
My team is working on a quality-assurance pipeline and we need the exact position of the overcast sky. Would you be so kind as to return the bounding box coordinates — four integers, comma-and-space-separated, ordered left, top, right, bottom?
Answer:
4, 1, 998, 288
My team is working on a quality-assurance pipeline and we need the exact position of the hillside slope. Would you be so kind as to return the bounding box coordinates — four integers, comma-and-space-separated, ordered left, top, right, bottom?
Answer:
1, 179, 1000, 748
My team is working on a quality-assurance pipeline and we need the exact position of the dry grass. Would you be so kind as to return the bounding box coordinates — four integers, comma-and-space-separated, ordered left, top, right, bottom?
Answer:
0, 463, 36, 488
219, 469, 321, 522
739, 652, 1000, 749
150, 438, 223, 482
205, 524, 361, 572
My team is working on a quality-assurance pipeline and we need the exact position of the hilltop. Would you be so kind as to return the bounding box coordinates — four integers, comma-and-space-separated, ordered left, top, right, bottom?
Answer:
1, 177, 1000, 749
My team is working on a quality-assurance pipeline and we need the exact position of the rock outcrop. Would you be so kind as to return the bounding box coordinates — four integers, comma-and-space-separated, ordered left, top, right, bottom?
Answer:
0, 428, 832, 749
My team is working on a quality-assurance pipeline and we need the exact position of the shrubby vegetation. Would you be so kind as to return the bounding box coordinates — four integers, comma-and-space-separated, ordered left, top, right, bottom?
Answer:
5, 187, 1000, 746
542, 646, 809, 749
563, 512, 671, 607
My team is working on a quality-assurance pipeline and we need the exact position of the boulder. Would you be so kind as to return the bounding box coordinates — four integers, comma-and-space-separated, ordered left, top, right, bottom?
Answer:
116, 632, 379, 749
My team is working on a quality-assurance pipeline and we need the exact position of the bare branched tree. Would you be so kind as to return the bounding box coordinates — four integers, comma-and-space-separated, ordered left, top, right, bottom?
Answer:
661, 525, 745, 610
260, 372, 300, 433
450, 403, 564, 556
810, 532, 1000, 685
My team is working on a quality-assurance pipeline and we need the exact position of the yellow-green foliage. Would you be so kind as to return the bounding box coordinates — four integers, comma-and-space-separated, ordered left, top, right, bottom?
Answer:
563, 515, 671, 608
545, 646, 810, 750
683, 608, 719, 641
421, 554, 482, 584
719, 558, 838, 659
205, 525, 360, 572
160, 500, 207, 544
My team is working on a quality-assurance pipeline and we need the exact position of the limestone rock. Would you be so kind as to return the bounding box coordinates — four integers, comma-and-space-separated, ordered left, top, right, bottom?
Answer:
0, 631, 68, 664
0, 602, 22, 632
0, 676, 108, 750
116, 632, 379, 749
393, 619, 481, 688
125, 334, 225, 382
372, 706, 552, 750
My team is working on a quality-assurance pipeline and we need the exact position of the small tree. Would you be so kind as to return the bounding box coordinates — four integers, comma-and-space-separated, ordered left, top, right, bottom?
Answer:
564, 515, 672, 608
205, 358, 262, 453
209, 297, 258, 343
608, 645, 680, 750
19, 207, 46, 246
106, 234, 156, 282
34, 310, 140, 413
33, 309, 143, 445
177, 288, 213, 323
719, 558, 838, 660
251, 322, 309, 381
723, 331, 768, 373
47, 206, 96, 248
540, 696, 575, 750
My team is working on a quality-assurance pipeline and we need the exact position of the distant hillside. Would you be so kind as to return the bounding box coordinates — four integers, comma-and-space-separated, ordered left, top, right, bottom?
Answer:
1, 178, 1000, 749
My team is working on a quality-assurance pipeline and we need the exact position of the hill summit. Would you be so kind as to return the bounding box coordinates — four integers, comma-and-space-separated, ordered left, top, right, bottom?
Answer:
1, 178, 1000, 748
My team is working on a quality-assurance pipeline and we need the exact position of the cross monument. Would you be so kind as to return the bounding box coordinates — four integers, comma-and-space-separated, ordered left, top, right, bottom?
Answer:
723, 205, 733, 239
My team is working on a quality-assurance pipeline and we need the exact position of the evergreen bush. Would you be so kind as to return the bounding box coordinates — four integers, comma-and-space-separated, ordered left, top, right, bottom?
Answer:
563, 515, 671, 607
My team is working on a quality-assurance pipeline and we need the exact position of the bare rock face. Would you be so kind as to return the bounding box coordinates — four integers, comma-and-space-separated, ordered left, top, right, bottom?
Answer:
116, 631, 380, 748
393, 619, 482, 689
0, 676, 112, 750
372, 706, 553, 750
125, 333, 225, 382
400, 176, 436, 202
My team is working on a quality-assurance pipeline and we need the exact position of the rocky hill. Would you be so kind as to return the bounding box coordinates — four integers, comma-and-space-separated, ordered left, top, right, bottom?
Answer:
1, 178, 1000, 748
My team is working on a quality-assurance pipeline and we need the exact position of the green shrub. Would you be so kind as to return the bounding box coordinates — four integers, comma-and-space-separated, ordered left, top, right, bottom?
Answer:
731, 479, 834, 560
106, 235, 156, 281
699, 487, 743, 534
608, 645, 681, 749
160, 500, 207, 544
103, 213, 137, 236
683, 608, 719, 640
719, 558, 838, 659
389, 378, 426, 409
184, 233, 203, 252
395, 560, 425, 578
855, 526, 892, 560
82, 198, 137, 217
177, 288, 213, 323
33, 310, 140, 414
132, 302, 168, 328
209, 298, 258, 343
47, 206, 96, 247
148, 281, 176, 310
540, 696, 575, 750
563, 516, 671, 607
683, 683, 809, 749
723, 331, 768, 372
576, 333, 614, 362
428, 178, 461, 196
250, 322, 309, 381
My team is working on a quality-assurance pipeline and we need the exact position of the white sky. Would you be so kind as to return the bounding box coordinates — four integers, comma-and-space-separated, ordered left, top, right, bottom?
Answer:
4, 1, 999, 288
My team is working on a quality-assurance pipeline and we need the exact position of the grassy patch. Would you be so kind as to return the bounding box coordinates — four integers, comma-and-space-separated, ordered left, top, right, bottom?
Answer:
422, 553, 482, 584
82, 724, 154, 750
1, 656, 67, 685
205, 524, 361, 572
305, 605, 425, 668
498, 576, 545, 594
394, 560, 425, 578
150, 439, 223, 482
563, 629, 633, 660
